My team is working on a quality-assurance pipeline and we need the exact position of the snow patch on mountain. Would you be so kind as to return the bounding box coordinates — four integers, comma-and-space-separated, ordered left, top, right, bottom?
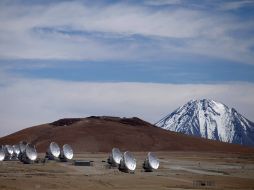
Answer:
156, 99, 254, 146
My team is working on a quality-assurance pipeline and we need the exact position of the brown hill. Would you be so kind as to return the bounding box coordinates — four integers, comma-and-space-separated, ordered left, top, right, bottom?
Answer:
0, 116, 253, 153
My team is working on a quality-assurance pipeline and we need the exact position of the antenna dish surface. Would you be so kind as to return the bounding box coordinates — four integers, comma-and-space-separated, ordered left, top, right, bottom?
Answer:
5, 145, 14, 155
19, 141, 27, 153
25, 144, 37, 161
123, 151, 136, 172
49, 142, 60, 158
147, 152, 159, 170
0, 146, 5, 161
13, 145, 20, 155
112, 148, 122, 165
62, 144, 73, 160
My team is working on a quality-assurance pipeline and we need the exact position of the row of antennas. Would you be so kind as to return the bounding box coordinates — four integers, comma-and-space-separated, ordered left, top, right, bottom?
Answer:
0, 141, 73, 163
108, 148, 159, 173
0, 142, 38, 164
46, 142, 73, 161
0, 144, 159, 173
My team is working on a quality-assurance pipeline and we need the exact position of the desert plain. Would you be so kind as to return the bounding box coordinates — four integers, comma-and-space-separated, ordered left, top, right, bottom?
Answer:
1, 151, 254, 190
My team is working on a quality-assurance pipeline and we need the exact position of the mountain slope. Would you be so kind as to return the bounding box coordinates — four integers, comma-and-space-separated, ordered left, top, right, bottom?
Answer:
156, 99, 254, 146
0, 116, 253, 153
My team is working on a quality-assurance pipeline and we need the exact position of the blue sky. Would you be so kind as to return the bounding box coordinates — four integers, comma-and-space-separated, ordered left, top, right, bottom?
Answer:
0, 0, 254, 136
1, 58, 254, 83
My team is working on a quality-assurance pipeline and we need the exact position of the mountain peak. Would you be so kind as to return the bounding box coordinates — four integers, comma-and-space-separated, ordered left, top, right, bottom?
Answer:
156, 99, 254, 146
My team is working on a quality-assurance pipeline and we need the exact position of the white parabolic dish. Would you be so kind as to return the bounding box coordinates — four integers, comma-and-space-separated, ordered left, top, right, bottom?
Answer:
25, 144, 37, 161
62, 144, 73, 160
0, 147, 5, 161
112, 148, 122, 165
49, 142, 60, 158
123, 151, 136, 172
13, 145, 20, 155
19, 141, 27, 153
147, 152, 159, 170
5, 145, 14, 155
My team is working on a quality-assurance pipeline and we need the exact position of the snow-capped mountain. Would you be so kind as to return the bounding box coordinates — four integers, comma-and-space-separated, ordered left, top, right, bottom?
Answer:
156, 99, 254, 146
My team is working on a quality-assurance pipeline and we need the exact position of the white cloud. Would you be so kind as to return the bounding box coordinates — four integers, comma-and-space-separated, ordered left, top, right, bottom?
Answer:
0, 1, 253, 63
0, 76, 254, 137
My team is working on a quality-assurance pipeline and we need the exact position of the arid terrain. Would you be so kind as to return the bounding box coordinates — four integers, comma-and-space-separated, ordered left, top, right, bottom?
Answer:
1, 116, 254, 189
0, 116, 253, 153
0, 151, 254, 190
